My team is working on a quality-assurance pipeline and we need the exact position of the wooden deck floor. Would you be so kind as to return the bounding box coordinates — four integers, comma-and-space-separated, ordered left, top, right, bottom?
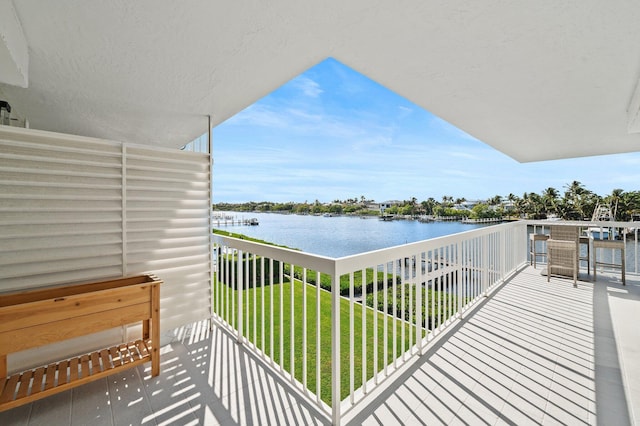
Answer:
1, 266, 638, 425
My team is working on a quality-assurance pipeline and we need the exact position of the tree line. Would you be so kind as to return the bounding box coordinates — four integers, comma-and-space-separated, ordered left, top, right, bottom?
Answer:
213, 198, 380, 216
213, 181, 640, 221
503, 182, 640, 221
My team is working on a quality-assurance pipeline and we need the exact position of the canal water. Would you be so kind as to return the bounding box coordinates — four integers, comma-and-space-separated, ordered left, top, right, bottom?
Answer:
213, 212, 491, 258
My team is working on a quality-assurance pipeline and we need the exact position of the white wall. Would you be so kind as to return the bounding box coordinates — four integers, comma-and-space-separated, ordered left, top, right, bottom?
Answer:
0, 126, 211, 372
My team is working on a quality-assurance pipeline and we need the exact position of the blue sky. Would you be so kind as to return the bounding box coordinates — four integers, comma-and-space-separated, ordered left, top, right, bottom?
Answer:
212, 58, 640, 203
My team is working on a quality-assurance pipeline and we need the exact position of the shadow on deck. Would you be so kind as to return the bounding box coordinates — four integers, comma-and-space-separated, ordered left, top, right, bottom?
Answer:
1, 266, 638, 425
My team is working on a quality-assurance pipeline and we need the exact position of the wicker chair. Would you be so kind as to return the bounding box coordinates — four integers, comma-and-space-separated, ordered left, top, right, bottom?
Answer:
546, 225, 580, 286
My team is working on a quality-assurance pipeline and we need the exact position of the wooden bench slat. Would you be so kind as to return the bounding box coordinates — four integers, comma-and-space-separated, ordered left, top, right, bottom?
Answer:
90, 351, 101, 374
16, 371, 33, 399
109, 346, 121, 368
80, 355, 90, 378
31, 367, 45, 395
99, 349, 112, 371
43, 364, 56, 391
125, 343, 134, 364
69, 358, 78, 383
128, 341, 141, 362
119, 344, 131, 365
57, 360, 68, 386
0, 375, 19, 403
136, 340, 149, 358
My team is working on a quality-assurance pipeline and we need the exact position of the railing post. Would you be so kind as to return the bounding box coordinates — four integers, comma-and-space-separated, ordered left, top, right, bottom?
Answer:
482, 236, 489, 297
237, 249, 243, 343
500, 228, 506, 282
331, 265, 341, 425
416, 256, 423, 353
457, 242, 463, 320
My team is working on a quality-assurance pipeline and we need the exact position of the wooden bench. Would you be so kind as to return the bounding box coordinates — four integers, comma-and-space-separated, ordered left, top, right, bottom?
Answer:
0, 274, 162, 412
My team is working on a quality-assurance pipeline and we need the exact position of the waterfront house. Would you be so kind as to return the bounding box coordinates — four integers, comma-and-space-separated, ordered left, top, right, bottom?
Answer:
379, 200, 402, 215
453, 200, 481, 211
365, 202, 380, 212
1, 1, 639, 425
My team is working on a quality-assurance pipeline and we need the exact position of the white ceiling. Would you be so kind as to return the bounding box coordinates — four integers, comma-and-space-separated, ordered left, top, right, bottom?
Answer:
1, 0, 640, 162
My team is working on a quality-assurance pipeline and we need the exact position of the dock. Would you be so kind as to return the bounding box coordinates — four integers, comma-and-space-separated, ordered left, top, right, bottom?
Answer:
212, 214, 259, 227
461, 217, 504, 224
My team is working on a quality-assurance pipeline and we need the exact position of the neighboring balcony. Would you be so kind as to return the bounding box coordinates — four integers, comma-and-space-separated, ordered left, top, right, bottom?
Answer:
1, 220, 638, 425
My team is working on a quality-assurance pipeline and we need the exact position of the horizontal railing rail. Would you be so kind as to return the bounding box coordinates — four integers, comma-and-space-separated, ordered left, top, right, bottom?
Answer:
212, 221, 529, 424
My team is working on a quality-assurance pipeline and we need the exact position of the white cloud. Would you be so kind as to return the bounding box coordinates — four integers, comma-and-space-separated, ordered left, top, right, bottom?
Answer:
224, 104, 289, 128
397, 106, 413, 118
291, 76, 323, 98
443, 169, 475, 178
447, 150, 477, 160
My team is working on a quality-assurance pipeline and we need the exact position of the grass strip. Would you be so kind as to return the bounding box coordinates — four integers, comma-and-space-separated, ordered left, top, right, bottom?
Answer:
213, 277, 418, 404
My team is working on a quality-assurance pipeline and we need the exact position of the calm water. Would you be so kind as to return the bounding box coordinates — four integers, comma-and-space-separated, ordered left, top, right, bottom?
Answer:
213, 212, 491, 258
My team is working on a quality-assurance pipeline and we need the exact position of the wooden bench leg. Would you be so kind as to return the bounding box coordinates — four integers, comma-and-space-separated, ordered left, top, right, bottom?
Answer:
151, 284, 160, 377
0, 354, 6, 378
143, 319, 150, 340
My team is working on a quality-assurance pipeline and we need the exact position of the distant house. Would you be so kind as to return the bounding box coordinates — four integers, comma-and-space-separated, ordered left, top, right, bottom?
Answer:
501, 200, 516, 212
454, 200, 482, 211
379, 200, 402, 214
366, 202, 380, 211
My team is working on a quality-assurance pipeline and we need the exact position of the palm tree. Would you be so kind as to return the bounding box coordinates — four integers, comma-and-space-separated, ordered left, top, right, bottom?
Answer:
563, 181, 588, 219
514, 193, 527, 218
565, 180, 585, 196
542, 187, 559, 217
619, 191, 640, 220
488, 195, 502, 206
524, 192, 544, 219
605, 188, 624, 219
421, 198, 437, 215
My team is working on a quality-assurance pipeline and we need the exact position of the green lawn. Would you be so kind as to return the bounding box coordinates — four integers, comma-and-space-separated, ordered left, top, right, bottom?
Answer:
212, 276, 419, 404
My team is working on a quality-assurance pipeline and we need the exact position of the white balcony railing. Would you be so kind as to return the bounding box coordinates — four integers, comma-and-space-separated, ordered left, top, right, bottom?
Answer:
212, 220, 530, 424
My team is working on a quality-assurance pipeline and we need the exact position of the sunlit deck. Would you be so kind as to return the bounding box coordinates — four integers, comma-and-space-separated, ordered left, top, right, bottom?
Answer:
1, 266, 637, 426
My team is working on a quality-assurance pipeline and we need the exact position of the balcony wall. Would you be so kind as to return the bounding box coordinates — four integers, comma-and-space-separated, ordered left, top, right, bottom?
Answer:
0, 126, 212, 373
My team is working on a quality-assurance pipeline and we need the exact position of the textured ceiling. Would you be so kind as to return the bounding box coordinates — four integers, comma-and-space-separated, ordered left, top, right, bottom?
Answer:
1, 0, 640, 162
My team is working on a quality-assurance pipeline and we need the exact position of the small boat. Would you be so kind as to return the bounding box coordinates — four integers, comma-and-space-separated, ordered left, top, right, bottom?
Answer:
586, 226, 615, 240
